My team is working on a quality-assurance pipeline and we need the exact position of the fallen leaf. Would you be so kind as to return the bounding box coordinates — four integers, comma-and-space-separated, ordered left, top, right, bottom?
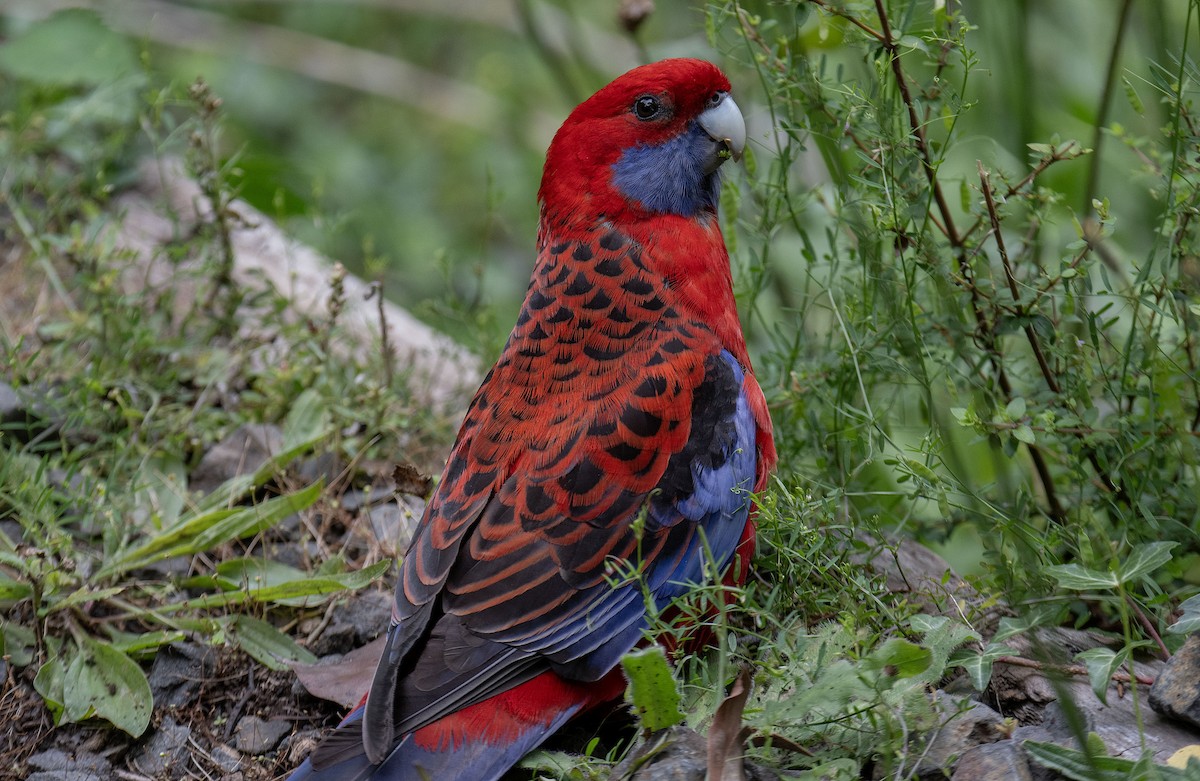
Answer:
291, 635, 386, 708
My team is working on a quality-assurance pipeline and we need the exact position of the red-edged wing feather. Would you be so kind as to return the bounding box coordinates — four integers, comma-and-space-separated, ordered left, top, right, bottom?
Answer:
306, 223, 764, 768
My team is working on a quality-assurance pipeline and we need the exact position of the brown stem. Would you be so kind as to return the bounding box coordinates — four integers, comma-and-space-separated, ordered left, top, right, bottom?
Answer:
1127, 596, 1171, 661
996, 655, 1155, 687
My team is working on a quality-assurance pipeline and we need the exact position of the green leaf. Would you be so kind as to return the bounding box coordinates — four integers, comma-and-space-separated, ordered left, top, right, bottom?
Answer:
1168, 594, 1200, 635
1045, 563, 1118, 591
106, 629, 187, 658
1075, 647, 1128, 705
865, 638, 931, 679
39, 585, 124, 617
993, 605, 1062, 643
1116, 541, 1176, 585
65, 637, 154, 736
97, 482, 322, 580
948, 642, 1016, 691
135, 454, 188, 530
1, 622, 36, 667
0, 9, 138, 87
0, 573, 32, 603
225, 614, 318, 671
212, 557, 389, 607
283, 388, 333, 453
34, 656, 67, 723
620, 646, 685, 731
1013, 424, 1036, 444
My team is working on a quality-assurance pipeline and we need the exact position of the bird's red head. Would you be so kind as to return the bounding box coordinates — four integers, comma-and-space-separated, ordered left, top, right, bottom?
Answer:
538, 58, 745, 228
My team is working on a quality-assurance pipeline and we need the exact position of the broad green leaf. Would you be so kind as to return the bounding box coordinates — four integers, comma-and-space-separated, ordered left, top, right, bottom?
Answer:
135, 454, 188, 530
621, 646, 685, 731
1117, 542, 1176, 585
34, 656, 67, 723
993, 605, 1062, 643
63, 637, 153, 736
1, 622, 36, 667
283, 388, 332, 452
908, 614, 978, 683
0, 573, 32, 603
0, 9, 137, 86
225, 614, 318, 671
865, 638, 931, 679
949, 642, 1016, 691
1168, 594, 1200, 635
107, 629, 187, 658
1075, 647, 1128, 705
1045, 563, 1118, 591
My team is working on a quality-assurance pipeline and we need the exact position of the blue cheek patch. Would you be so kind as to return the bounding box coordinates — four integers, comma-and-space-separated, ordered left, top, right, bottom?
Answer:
610, 122, 721, 217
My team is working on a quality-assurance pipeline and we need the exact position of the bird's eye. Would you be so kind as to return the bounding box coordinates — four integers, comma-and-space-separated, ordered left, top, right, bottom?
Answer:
708, 91, 725, 107
633, 95, 662, 121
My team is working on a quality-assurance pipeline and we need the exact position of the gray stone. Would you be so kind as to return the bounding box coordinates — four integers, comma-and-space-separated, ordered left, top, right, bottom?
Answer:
295, 451, 343, 488
149, 642, 216, 709
308, 589, 393, 656
609, 726, 779, 781
0, 380, 22, 420
950, 741, 1033, 781
209, 743, 244, 774
190, 423, 284, 494
1012, 675, 1200, 768
233, 715, 291, 754
340, 485, 398, 512
25, 748, 112, 781
1150, 634, 1200, 729
133, 716, 191, 775
366, 495, 424, 554
915, 692, 1007, 776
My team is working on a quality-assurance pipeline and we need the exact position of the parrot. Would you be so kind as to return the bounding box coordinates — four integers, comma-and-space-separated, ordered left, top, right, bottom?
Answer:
288, 57, 776, 781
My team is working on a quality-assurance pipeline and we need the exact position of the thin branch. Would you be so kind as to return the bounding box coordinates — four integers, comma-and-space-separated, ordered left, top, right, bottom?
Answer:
996, 654, 1155, 687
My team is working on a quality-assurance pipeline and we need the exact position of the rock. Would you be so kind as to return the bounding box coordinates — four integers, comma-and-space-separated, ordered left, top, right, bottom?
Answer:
111, 156, 479, 412
133, 716, 192, 776
914, 692, 1008, 777
1150, 634, 1200, 729
208, 743, 243, 773
0, 379, 51, 443
233, 715, 292, 754
307, 589, 393, 656
340, 485, 399, 513
365, 496, 424, 554
950, 741, 1033, 781
1012, 674, 1200, 768
609, 726, 779, 781
0, 380, 22, 421
295, 451, 343, 488
25, 748, 112, 781
190, 423, 284, 494
149, 642, 217, 710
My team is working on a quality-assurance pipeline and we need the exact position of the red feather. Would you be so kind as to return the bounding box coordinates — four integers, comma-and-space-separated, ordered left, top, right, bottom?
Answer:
292, 58, 775, 781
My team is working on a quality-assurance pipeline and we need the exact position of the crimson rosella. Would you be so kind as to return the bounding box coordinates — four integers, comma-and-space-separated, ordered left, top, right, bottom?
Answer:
288, 57, 776, 781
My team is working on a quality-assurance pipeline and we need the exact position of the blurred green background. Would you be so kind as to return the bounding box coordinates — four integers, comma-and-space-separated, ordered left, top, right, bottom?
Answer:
2, 0, 1185, 356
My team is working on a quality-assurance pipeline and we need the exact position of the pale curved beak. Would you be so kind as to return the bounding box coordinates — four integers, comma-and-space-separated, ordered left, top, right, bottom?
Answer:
697, 94, 746, 163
